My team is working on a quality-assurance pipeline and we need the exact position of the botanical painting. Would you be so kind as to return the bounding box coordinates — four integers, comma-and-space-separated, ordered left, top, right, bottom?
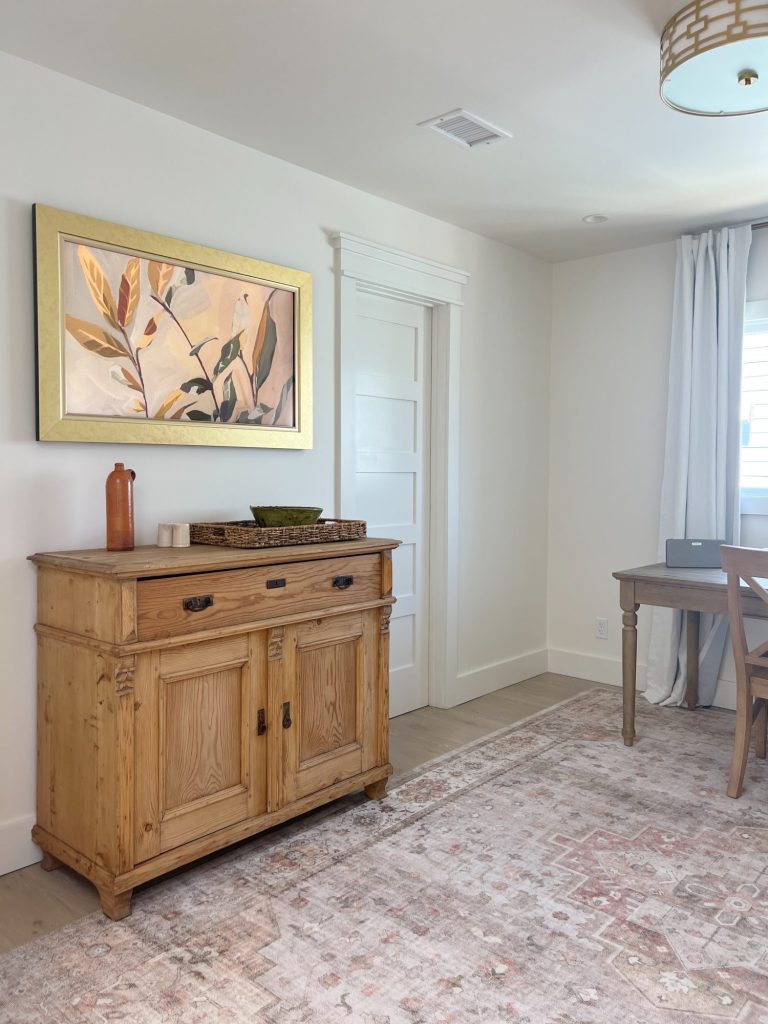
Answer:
61, 241, 296, 427
35, 205, 312, 448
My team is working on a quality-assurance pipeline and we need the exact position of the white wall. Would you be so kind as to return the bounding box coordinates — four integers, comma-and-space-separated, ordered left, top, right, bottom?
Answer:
0, 53, 552, 874
548, 230, 768, 703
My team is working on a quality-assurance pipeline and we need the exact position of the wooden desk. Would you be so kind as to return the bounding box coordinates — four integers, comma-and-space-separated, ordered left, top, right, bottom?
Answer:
613, 563, 768, 746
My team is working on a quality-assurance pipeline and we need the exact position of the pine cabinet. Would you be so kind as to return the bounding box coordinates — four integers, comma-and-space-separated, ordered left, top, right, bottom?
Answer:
30, 539, 397, 919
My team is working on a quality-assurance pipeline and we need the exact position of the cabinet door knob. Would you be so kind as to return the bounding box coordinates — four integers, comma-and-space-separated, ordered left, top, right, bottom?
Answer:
282, 701, 293, 729
333, 575, 354, 590
182, 594, 214, 612
257, 708, 267, 736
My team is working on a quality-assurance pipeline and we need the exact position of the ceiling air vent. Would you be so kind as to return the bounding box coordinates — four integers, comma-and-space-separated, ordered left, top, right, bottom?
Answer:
418, 108, 512, 148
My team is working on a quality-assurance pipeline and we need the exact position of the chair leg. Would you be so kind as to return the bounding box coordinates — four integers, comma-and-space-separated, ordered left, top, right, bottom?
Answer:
728, 687, 753, 798
756, 699, 767, 760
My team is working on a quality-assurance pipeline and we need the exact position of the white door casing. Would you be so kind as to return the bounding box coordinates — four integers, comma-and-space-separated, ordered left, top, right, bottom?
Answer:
347, 292, 431, 716
333, 233, 468, 711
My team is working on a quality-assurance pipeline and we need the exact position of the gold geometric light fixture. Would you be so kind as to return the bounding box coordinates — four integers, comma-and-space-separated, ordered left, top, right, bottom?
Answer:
661, 0, 768, 115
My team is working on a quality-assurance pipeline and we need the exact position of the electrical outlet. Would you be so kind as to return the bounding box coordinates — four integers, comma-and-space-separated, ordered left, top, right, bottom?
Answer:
595, 617, 608, 640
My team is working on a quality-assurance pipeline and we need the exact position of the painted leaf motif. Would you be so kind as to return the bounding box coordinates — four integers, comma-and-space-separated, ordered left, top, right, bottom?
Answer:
187, 410, 213, 421
78, 246, 119, 327
110, 365, 142, 391
128, 398, 146, 414
170, 402, 197, 420
238, 410, 264, 424
219, 372, 237, 422
189, 336, 217, 357
251, 301, 275, 378
213, 333, 242, 378
180, 377, 213, 395
171, 282, 210, 319
117, 257, 141, 328
65, 316, 128, 359
148, 261, 175, 298
137, 317, 158, 350
255, 308, 278, 389
272, 374, 294, 425
153, 388, 184, 420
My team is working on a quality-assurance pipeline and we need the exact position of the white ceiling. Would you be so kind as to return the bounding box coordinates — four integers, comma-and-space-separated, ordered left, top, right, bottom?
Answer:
2, 0, 768, 262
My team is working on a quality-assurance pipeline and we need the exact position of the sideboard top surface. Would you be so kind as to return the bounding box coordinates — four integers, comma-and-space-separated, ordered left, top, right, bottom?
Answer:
29, 538, 400, 579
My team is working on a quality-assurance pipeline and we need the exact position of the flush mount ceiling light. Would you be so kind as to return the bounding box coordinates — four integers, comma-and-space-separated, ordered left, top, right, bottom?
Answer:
582, 214, 609, 224
661, 0, 768, 115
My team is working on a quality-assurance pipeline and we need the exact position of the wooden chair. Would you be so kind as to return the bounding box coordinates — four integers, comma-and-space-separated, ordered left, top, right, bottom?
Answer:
721, 545, 768, 797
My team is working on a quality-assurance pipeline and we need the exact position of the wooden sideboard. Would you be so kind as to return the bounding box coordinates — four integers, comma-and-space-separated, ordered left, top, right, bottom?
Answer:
29, 538, 398, 920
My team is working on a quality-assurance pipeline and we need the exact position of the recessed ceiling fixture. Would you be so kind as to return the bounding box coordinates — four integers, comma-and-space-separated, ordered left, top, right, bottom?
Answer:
582, 214, 608, 224
661, 0, 768, 115
417, 109, 513, 148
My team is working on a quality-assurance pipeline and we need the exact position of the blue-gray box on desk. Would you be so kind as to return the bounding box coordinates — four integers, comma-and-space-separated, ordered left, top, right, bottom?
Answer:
665, 538, 726, 569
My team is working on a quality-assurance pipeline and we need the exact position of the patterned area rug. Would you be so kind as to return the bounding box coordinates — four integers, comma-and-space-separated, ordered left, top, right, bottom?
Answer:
2, 688, 768, 1024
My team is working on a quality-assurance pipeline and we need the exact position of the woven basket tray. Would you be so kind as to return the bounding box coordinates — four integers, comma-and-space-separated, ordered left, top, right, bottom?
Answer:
190, 518, 367, 549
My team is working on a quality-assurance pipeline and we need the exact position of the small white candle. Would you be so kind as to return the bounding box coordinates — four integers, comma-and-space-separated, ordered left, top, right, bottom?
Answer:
157, 523, 174, 547
172, 523, 191, 547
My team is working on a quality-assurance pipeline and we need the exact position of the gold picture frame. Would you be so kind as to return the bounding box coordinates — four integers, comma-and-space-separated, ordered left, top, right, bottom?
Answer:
34, 205, 312, 448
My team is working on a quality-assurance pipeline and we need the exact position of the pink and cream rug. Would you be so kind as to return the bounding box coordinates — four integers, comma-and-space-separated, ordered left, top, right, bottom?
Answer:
2, 689, 768, 1023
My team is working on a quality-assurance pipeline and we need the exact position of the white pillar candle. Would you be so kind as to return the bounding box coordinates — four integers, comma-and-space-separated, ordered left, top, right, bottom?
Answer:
172, 522, 191, 547
157, 522, 174, 547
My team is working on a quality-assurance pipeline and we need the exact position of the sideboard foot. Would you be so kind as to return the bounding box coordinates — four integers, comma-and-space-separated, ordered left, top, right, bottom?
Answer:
99, 887, 133, 921
40, 851, 63, 872
364, 779, 388, 801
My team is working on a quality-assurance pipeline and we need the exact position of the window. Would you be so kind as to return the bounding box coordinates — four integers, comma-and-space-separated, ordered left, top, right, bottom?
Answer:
741, 301, 768, 514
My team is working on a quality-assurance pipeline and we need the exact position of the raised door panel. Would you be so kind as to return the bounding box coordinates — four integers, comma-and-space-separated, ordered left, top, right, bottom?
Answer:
134, 633, 267, 860
277, 611, 379, 805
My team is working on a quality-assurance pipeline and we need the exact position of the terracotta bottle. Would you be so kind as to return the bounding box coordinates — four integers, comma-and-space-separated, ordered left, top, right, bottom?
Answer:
106, 463, 136, 551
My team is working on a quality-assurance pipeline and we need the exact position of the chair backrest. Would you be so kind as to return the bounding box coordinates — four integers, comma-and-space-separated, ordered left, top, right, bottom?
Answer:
721, 545, 768, 687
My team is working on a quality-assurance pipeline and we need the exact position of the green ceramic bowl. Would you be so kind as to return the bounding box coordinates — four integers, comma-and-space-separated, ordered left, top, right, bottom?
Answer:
250, 506, 323, 528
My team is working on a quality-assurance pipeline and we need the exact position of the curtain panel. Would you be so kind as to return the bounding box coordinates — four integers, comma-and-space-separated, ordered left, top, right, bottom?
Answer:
645, 225, 752, 706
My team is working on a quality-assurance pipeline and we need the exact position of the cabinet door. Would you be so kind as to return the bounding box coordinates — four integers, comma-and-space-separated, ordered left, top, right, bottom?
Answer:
274, 611, 380, 806
134, 633, 267, 860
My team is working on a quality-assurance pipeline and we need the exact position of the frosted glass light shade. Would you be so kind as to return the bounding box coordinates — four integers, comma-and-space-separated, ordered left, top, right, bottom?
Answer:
661, 0, 768, 115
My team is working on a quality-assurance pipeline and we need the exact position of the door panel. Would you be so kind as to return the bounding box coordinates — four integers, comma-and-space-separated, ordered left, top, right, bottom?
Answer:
278, 611, 378, 805
134, 632, 267, 860
344, 291, 430, 716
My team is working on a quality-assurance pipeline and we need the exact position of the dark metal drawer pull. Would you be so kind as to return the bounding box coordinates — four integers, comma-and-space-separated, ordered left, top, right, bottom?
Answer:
182, 594, 214, 613
333, 575, 354, 590
282, 701, 292, 729
266, 578, 286, 590
257, 708, 267, 736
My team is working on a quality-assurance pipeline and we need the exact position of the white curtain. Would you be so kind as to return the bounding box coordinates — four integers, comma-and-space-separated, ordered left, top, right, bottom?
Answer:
645, 225, 752, 707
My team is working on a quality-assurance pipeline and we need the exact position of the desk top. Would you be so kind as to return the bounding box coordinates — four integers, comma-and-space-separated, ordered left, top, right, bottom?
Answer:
613, 563, 729, 590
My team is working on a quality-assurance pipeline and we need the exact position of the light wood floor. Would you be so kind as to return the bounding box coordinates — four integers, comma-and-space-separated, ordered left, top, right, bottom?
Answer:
0, 671, 602, 954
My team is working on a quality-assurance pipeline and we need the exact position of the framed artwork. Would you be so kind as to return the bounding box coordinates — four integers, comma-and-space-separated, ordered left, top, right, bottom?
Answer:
34, 205, 312, 448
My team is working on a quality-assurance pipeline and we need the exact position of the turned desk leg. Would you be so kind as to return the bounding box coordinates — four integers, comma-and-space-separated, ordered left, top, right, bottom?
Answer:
685, 610, 700, 710
365, 779, 388, 801
99, 887, 133, 921
620, 581, 639, 747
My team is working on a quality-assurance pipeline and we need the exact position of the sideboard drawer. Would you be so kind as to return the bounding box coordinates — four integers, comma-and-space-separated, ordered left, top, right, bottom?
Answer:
136, 554, 381, 640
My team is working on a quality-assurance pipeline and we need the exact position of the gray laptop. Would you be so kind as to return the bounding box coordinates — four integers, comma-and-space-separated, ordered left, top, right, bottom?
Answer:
665, 538, 725, 569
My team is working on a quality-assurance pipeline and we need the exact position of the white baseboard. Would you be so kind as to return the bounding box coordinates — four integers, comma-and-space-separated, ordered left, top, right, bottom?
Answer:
0, 814, 39, 877
547, 647, 737, 710
444, 648, 548, 708
712, 677, 736, 710
547, 648, 647, 690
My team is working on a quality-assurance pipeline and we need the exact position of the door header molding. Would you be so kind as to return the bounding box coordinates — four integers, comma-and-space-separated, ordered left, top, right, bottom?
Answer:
331, 233, 469, 307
